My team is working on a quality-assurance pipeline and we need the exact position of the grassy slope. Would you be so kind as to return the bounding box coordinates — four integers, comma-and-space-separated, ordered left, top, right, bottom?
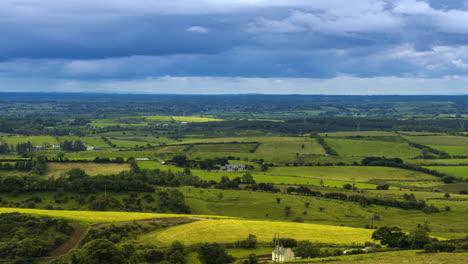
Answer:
181, 187, 468, 236
0, 208, 228, 225
140, 219, 374, 246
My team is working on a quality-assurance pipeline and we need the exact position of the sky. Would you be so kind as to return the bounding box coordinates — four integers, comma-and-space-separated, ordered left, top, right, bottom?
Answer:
2, 0, 468, 94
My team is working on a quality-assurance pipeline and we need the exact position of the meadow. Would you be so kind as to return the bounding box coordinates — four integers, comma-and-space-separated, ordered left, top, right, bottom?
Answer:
140, 219, 374, 246
1, 135, 59, 146
189, 143, 258, 153
325, 138, 422, 158
288, 251, 468, 264
318, 131, 398, 137
422, 166, 468, 180
181, 187, 468, 236
46, 162, 130, 178
403, 135, 468, 147
265, 166, 438, 183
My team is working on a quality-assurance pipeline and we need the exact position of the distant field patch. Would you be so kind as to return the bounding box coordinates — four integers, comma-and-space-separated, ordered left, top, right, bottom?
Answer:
0, 208, 228, 225
301, 252, 468, 264
266, 166, 437, 182
2, 136, 59, 146
325, 138, 421, 158
189, 143, 258, 153
178, 136, 313, 144
255, 140, 325, 156
46, 163, 130, 178
428, 145, 468, 156
141, 219, 373, 246
423, 166, 468, 180
319, 131, 397, 137
404, 135, 468, 147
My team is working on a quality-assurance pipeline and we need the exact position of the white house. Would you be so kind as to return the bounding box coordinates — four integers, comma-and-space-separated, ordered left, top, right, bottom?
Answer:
219, 164, 246, 172
272, 246, 295, 262
51, 144, 61, 149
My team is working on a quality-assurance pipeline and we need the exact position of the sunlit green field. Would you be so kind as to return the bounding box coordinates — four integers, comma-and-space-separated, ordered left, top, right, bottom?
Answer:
325, 138, 422, 158
428, 145, 468, 156
140, 219, 374, 246
404, 135, 468, 146
0, 208, 228, 225
423, 166, 468, 179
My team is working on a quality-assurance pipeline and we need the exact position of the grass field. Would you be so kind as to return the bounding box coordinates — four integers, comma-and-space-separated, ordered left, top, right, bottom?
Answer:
0, 208, 228, 225
140, 219, 374, 246
91, 115, 223, 127
289, 251, 468, 264
408, 159, 468, 165
428, 145, 468, 156
46, 163, 130, 178
266, 166, 437, 183
423, 166, 468, 180
137, 162, 383, 188
2, 135, 59, 146
404, 135, 468, 147
325, 138, 421, 158
319, 131, 398, 137
189, 143, 258, 153
181, 187, 468, 236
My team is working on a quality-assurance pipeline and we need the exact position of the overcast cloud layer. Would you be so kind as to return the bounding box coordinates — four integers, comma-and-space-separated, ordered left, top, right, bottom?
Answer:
2, 0, 468, 94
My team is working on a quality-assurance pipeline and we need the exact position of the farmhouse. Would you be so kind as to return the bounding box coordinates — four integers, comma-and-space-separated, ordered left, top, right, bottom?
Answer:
51, 144, 61, 149
272, 246, 295, 262
220, 164, 246, 172
135, 158, 150, 161
86, 146, 102, 151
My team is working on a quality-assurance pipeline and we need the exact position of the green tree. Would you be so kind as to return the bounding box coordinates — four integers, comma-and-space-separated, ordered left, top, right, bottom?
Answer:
285, 205, 292, 217
293, 241, 321, 258
371, 227, 407, 248
57, 152, 65, 161
243, 254, 258, 264
198, 243, 236, 264
408, 226, 431, 249
81, 239, 125, 264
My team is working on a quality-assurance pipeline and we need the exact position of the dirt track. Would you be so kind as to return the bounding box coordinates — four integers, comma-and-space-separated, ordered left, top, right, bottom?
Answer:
48, 216, 208, 258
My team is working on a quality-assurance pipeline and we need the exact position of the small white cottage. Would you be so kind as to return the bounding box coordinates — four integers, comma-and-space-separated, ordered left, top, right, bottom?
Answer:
272, 246, 295, 262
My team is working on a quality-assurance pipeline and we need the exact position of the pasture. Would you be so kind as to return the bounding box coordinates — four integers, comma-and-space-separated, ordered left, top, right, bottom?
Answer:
290, 251, 468, 264
140, 219, 374, 246
2, 135, 59, 146
266, 166, 437, 183
319, 131, 398, 137
46, 162, 130, 178
181, 187, 468, 236
422, 166, 468, 180
325, 138, 422, 158
189, 143, 258, 153
403, 135, 468, 147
